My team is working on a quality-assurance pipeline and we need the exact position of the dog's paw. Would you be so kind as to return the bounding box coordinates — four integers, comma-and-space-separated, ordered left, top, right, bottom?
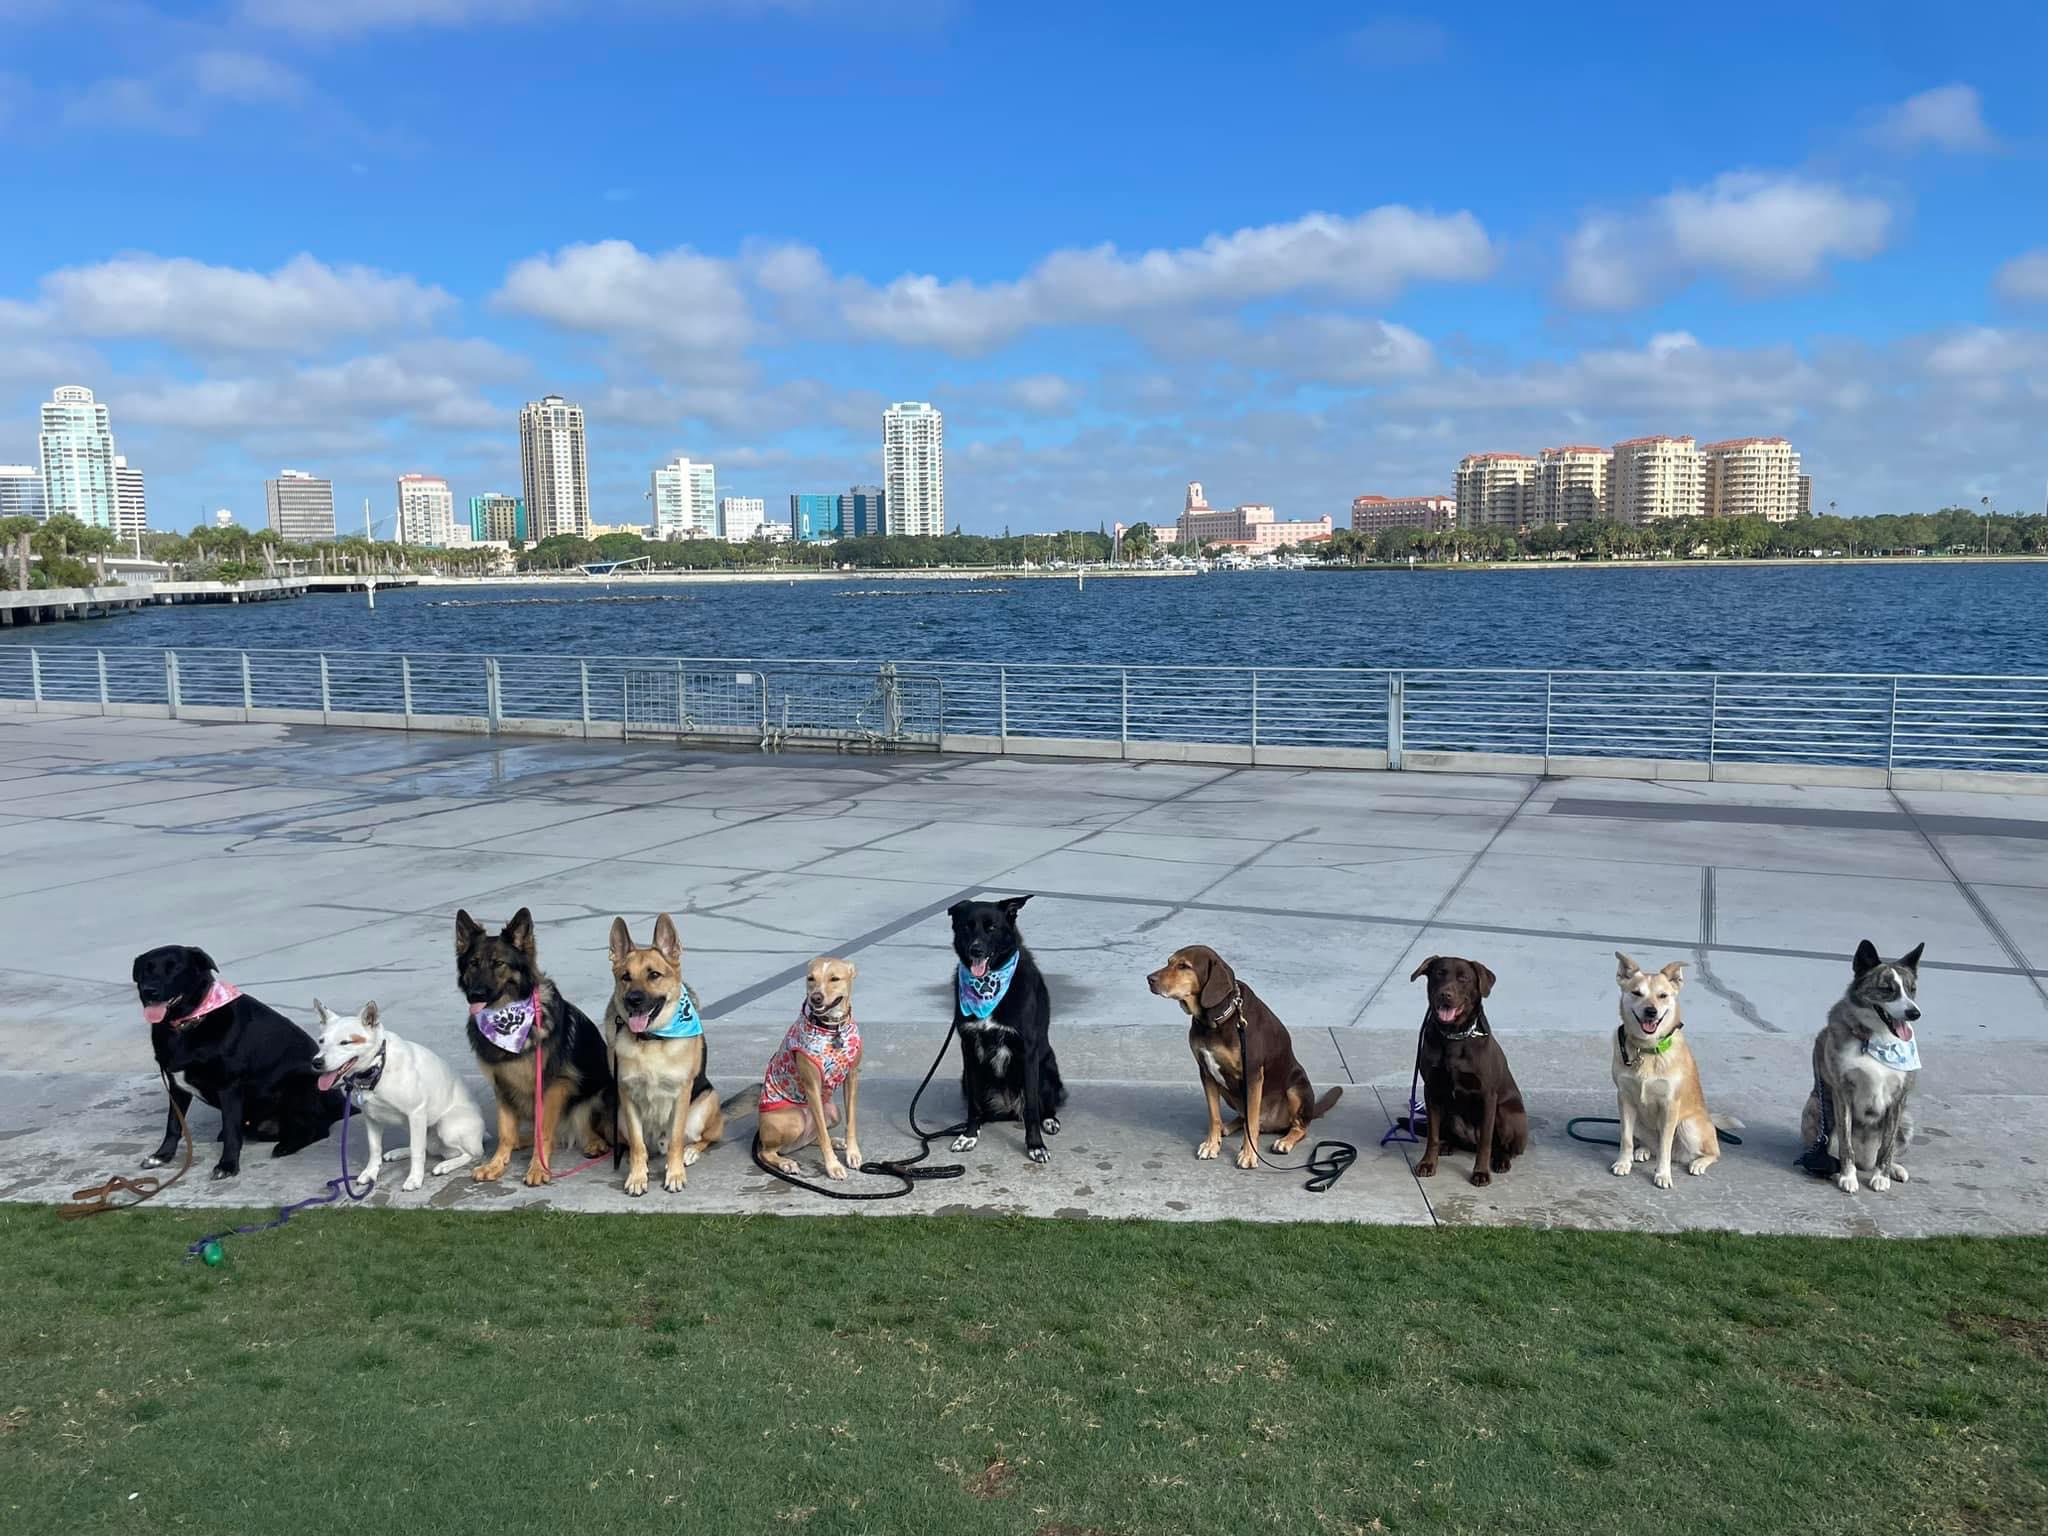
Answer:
1415, 1158, 1438, 1179
1495, 1156, 1513, 1174
523, 1162, 552, 1188
382, 1148, 410, 1163
1652, 1169, 1674, 1190
1026, 1145, 1051, 1165
769, 1155, 803, 1174
1042, 1116, 1061, 1136
472, 1160, 506, 1184
1235, 1143, 1259, 1170
663, 1167, 687, 1193
1633, 1146, 1651, 1163
1687, 1157, 1714, 1177
681, 1145, 702, 1167
1468, 1169, 1491, 1188
624, 1168, 648, 1197
1870, 1172, 1892, 1192
845, 1146, 863, 1170
950, 1133, 979, 1152
1610, 1156, 1633, 1177
400, 1173, 423, 1192
1889, 1163, 1910, 1183
1197, 1137, 1221, 1160
825, 1161, 849, 1182
210, 1163, 239, 1182
1836, 1170, 1860, 1195
141, 1149, 173, 1170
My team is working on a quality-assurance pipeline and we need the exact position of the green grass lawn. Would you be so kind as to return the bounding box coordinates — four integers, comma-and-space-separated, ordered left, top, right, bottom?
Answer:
6, 1206, 2045, 1535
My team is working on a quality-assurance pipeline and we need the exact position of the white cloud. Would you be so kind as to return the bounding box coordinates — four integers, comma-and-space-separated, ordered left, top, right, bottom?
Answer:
1994, 248, 2048, 303
39, 253, 453, 350
1346, 16, 1450, 68
832, 207, 1495, 352
1873, 83, 1997, 152
1561, 173, 1893, 309
1006, 374, 1077, 414
493, 240, 753, 352
188, 50, 307, 103
1921, 326, 2048, 377
240, 0, 549, 35
116, 342, 518, 434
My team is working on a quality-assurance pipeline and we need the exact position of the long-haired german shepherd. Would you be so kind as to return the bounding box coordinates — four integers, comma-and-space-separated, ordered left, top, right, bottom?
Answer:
454, 907, 613, 1186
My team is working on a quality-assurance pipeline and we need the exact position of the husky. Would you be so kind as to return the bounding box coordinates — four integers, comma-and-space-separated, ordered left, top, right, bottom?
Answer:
1798, 940, 1924, 1194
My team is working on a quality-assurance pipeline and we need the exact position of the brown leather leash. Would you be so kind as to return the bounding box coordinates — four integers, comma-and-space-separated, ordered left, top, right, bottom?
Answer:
58, 1068, 194, 1219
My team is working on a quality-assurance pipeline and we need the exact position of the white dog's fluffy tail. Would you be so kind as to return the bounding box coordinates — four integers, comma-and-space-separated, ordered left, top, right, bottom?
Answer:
1711, 1113, 1745, 1132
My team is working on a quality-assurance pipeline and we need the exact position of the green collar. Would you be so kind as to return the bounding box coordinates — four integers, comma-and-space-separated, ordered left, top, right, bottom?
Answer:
1620, 1023, 1679, 1058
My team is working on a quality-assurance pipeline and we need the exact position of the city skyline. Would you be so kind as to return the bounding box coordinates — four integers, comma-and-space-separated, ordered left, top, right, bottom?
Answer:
1, 7, 2045, 536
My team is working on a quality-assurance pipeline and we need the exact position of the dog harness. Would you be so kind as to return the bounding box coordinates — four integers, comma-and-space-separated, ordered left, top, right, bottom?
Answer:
471, 991, 539, 1053
760, 1004, 861, 1114
642, 989, 703, 1039
957, 953, 1019, 1020
146, 978, 242, 1029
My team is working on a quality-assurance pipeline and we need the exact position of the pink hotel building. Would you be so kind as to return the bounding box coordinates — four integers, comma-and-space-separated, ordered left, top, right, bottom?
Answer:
1351, 493, 1456, 535
1176, 482, 1332, 551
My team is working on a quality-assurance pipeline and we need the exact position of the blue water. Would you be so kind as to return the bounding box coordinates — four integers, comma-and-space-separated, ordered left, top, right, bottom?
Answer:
8, 564, 2047, 674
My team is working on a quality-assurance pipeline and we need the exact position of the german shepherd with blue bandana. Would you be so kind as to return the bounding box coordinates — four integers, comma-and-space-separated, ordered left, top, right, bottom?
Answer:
454, 907, 613, 1186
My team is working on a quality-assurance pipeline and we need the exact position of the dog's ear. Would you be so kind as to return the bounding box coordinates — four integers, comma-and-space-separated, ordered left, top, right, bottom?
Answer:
312, 996, 330, 1023
360, 1001, 379, 1031
1658, 961, 1687, 987
1853, 939, 1881, 975
131, 952, 149, 985
455, 909, 482, 949
1408, 957, 1440, 983
1474, 962, 1497, 998
997, 894, 1031, 920
1615, 951, 1640, 982
1900, 941, 1925, 972
504, 908, 536, 956
607, 916, 632, 968
188, 947, 217, 976
1197, 949, 1235, 1012
946, 901, 969, 921
652, 912, 681, 964
840, 958, 857, 981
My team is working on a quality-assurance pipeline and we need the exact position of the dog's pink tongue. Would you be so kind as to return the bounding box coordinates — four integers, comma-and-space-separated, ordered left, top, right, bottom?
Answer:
627, 1012, 652, 1034
1895, 1021, 1914, 1042
142, 1003, 169, 1025
1640, 1018, 1660, 1034
1434, 1005, 1458, 1024
971, 959, 989, 979
317, 1068, 342, 1093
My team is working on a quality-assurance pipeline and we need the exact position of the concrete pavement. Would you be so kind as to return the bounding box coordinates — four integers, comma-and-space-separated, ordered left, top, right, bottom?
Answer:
1, 712, 2043, 1236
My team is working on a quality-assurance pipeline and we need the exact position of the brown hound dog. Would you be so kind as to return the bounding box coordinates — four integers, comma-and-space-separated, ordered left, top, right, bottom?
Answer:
1410, 954, 1529, 1187
1147, 945, 1341, 1169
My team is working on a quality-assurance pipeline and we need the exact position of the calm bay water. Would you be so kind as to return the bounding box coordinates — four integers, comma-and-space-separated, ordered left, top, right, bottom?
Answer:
8, 564, 2048, 675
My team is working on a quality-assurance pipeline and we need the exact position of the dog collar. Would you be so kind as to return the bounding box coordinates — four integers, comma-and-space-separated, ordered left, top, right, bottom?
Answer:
342, 1044, 387, 1104
471, 991, 539, 1052
1210, 985, 1245, 1027
1617, 1023, 1678, 1063
958, 953, 1019, 1020
1434, 1014, 1485, 1041
635, 989, 703, 1039
145, 977, 242, 1029
801, 999, 853, 1035
1860, 1033, 1921, 1072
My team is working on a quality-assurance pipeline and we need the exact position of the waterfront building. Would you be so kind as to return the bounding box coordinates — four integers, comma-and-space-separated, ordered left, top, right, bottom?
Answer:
791, 493, 840, 541
721, 496, 766, 542
1798, 475, 1813, 518
760, 521, 794, 544
1350, 494, 1455, 535
469, 492, 526, 543
1455, 453, 1538, 530
1175, 483, 1275, 546
651, 457, 717, 539
264, 469, 337, 542
1609, 437, 1705, 524
38, 385, 119, 529
520, 394, 591, 541
1534, 445, 1611, 526
840, 485, 886, 538
112, 456, 146, 539
0, 465, 44, 521
397, 473, 456, 547
882, 402, 945, 536
214, 509, 235, 529
1702, 437, 1802, 523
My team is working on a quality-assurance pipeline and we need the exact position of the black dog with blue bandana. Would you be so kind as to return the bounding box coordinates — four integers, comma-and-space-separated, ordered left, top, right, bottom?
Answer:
948, 895, 1065, 1164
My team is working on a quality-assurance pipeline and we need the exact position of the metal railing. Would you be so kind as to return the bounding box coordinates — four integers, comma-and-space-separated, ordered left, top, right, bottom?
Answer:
1, 645, 2045, 778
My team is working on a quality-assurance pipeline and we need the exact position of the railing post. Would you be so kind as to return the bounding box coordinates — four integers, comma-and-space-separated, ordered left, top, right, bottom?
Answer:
1386, 671, 1405, 770
318, 654, 331, 723
1708, 675, 1721, 776
1250, 670, 1261, 761
97, 649, 109, 712
1543, 672, 1554, 765
1886, 677, 1899, 779
401, 656, 414, 727
486, 658, 502, 733
998, 667, 1009, 751
29, 647, 42, 706
579, 660, 591, 739
165, 650, 180, 718
1120, 668, 1130, 760
240, 652, 253, 713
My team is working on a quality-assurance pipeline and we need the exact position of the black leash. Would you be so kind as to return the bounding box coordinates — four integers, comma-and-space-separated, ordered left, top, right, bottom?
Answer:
1232, 1012, 1357, 1193
748, 1019, 968, 1201
1564, 1117, 1744, 1148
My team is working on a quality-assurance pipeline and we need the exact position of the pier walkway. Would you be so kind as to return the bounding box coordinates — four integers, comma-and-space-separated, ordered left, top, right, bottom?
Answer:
1, 712, 2041, 1237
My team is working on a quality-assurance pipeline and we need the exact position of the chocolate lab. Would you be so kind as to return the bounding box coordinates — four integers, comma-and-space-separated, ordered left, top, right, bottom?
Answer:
1409, 955, 1529, 1187
1147, 945, 1341, 1169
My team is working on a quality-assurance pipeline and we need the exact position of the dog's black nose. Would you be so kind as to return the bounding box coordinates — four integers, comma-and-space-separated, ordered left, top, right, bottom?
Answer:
624, 991, 646, 1010
1905, 1005, 1921, 1022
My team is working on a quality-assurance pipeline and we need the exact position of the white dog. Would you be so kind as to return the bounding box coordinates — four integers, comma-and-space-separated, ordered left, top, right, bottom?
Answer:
313, 999, 485, 1191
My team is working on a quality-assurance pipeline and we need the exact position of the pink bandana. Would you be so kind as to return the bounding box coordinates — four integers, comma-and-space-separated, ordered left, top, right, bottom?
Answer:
145, 978, 242, 1029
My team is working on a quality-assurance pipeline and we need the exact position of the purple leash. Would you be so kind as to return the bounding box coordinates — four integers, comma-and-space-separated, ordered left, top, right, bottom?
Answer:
185, 1093, 376, 1262
1379, 1023, 1428, 1148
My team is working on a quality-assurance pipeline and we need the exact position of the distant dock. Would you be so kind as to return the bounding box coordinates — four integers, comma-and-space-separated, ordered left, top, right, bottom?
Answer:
0, 577, 311, 627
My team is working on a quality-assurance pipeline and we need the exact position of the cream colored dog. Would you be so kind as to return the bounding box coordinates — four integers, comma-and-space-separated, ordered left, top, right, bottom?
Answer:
1610, 953, 1741, 1188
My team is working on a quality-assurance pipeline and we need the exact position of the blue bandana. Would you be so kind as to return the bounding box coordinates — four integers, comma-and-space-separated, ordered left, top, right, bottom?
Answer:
957, 954, 1019, 1020
635, 990, 703, 1039
1861, 1032, 1921, 1072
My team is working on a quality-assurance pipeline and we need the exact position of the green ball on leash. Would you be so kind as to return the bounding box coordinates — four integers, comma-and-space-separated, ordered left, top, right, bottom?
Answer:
200, 1240, 225, 1267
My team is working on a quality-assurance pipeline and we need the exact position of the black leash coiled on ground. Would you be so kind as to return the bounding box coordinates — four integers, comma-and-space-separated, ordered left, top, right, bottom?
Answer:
748, 1019, 969, 1201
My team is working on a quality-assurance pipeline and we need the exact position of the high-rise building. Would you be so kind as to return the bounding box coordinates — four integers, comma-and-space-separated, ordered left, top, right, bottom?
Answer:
520, 394, 590, 541
38, 385, 120, 529
791, 493, 840, 541
1702, 438, 1803, 523
264, 469, 337, 541
1797, 474, 1813, 518
651, 457, 717, 539
469, 492, 526, 543
1350, 494, 1456, 535
882, 402, 945, 537
720, 496, 765, 542
1455, 453, 1539, 530
1534, 445, 1612, 527
113, 456, 146, 540
0, 465, 44, 521
840, 485, 885, 538
1610, 437, 1705, 524
397, 474, 456, 546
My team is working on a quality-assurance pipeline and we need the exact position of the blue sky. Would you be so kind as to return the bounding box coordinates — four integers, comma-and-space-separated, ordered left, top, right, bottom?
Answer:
3, 0, 2046, 538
